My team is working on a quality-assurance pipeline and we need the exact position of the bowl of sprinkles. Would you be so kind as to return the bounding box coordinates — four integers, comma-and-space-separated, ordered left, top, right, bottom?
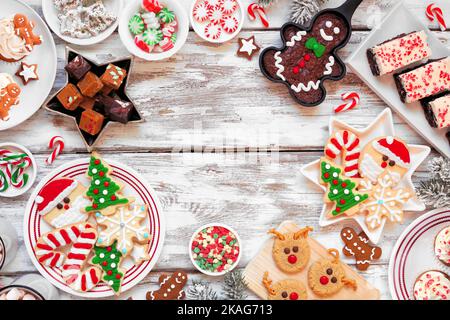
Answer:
189, 223, 241, 276
119, 0, 189, 61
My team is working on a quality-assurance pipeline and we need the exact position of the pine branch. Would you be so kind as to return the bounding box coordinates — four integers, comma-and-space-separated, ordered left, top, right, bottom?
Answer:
186, 281, 218, 300
258, 0, 278, 7
222, 270, 248, 300
429, 157, 450, 182
290, 0, 327, 26
417, 178, 450, 208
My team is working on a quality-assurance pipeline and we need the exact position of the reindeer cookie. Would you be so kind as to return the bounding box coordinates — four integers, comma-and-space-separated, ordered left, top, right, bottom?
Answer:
308, 248, 357, 297
260, 12, 349, 106
269, 226, 313, 273
262, 272, 307, 300
340, 227, 382, 271
146, 271, 188, 300
13, 14, 42, 50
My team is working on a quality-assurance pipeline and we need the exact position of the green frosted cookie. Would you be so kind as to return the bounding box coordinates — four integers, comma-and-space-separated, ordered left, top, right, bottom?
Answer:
142, 28, 163, 45
128, 14, 145, 35
157, 7, 175, 24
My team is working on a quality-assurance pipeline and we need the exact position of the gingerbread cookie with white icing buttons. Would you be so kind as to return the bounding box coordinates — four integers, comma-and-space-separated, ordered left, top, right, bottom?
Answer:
146, 271, 188, 300
268, 226, 312, 273
263, 272, 307, 300
308, 248, 357, 297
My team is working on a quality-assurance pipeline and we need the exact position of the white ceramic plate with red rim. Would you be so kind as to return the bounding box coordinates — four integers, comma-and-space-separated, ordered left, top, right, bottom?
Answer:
23, 157, 165, 298
388, 207, 450, 300
0, 0, 57, 131
347, 2, 450, 158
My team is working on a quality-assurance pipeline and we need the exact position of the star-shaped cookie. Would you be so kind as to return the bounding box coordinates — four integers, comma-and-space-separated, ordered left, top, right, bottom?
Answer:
16, 62, 38, 85
301, 108, 430, 243
45, 47, 143, 151
237, 36, 260, 60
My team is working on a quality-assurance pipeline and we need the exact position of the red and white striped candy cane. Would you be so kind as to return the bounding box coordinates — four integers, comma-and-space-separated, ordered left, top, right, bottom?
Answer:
334, 92, 360, 113
46, 136, 65, 166
61, 226, 101, 292
325, 130, 361, 178
35, 223, 92, 268
426, 3, 447, 31
247, 3, 269, 28
0, 149, 27, 166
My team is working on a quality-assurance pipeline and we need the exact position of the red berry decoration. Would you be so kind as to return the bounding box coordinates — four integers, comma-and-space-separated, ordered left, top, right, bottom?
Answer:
93, 189, 99, 195
320, 276, 329, 285
290, 292, 299, 300
288, 254, 297, 264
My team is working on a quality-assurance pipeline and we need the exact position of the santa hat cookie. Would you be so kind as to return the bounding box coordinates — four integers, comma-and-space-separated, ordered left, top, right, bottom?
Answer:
36, 178, 78, 216
372, 136, 411, 169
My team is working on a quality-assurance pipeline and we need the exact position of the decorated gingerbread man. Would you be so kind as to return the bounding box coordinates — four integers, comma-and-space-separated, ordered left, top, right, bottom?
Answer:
13, 14, 42, 51
260, 12, 348, 105
0, 83, 21, 121
340, 227, 382, 271
146, 271, 188, 300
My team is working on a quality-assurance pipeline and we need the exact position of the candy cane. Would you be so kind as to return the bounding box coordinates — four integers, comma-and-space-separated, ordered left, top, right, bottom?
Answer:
0, 150, 31, 191
247, 3, 269, 28
334, 92, 360, 113
325, 130, 361, 178
61, 226, 101, 293
426, 4, 447, 31
46, 136, 65, 166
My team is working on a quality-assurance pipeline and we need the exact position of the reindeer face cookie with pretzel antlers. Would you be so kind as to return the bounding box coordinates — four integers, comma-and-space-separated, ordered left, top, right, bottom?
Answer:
263, 272, 307, 300
269, 227, 312, 273
308, 248, 357, 297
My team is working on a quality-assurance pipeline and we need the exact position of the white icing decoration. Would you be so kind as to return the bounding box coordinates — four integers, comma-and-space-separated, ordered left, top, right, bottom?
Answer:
323, 56, 335, 75
320, 28, 334, 42
325, 21, 332, 28
273, 51, 286, 81
290, 80, 320, 93
286, 31, 307, 47
333, 27, 340, 34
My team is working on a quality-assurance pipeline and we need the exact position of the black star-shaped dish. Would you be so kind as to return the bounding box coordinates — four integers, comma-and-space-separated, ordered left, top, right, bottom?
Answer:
45, 47, 143, 151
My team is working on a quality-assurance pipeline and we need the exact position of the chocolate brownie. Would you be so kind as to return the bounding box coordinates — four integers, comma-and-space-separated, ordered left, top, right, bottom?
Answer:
421, 91, 450, 128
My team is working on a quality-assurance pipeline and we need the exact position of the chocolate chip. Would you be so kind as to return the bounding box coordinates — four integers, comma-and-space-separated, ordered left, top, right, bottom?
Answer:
292, 246, 298, 253
326, 268, 333, 275
284, 248, 290, 254
57, 203, 63, 209
331, 277, 337, 283
63, 197, 70, 203
389, 160, 396, 167
281, 291, 288, 298
382, 155, 389, 161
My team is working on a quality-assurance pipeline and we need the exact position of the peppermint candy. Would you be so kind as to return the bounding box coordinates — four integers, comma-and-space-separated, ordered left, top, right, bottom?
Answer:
205, 0, 222, 8
128, 14, 145, 35
142, 12, 160, 29
143, 28, 163, 45
207, 6, 225, 24
222, 0, 237, 15
135, 35, 153, 53
157, 7, 176, 24
204, 22, 221, 40
159, 37, 174, 52
142, 0, 162, 13
193, 2, 209, 22
221, 15, 238, 33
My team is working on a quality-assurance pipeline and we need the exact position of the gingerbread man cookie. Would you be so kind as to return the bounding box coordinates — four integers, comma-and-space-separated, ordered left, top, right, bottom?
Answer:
0, 78, 21, 121
146, 271, 188, 300
307, 248, 357, 297
268, 226, 312, 273
13, 14, 42, 50
260, 13, 349, 106
340, 227, 382, 271
262, 272, 307, 300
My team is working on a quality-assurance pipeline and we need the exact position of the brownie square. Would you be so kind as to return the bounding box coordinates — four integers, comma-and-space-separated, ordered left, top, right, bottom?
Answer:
100, 64, 127, 90
420, 91, 450, 128
97, 94, 133, 124
56, 83, 82, 111
79, 109, 104, 135
77, 72, 104, 98
65, 55, 91, 81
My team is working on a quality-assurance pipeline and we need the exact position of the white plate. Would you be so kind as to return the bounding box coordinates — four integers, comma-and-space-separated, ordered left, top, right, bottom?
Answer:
388, 208, 450, 300
347, 2, 450, 159
190, 0, 244, 44
0, 142, 37, 198
42, 0, 122, 46
0, 0, 57, 131
301, 108, 430, 244
118, 0, 189, 61
23, 157, 165, 298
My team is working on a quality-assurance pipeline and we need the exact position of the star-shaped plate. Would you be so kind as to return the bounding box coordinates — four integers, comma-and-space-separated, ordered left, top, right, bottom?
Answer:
45, 47, 143, 151
301, 108, 430, 244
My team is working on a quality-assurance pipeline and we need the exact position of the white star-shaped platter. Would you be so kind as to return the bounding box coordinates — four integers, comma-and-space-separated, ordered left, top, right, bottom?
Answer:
301, 108, 430, 244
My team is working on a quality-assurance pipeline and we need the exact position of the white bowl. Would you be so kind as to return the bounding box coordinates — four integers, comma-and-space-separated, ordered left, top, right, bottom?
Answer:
118, 0, 189, 61
0, 142, 37, 198
42, 0, 121, 46
190, 0, 244, 44
189, 223, 242, 277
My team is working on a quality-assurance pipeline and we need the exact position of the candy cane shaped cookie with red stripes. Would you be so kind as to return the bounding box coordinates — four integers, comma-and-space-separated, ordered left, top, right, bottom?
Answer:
324, 130, 361, 178
61, 226, 102, 293
35, 223, 92, 268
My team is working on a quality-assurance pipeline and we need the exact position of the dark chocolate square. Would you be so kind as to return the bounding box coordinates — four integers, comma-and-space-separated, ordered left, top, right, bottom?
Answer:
65, 55, 92, 81
97, 94, 133, 124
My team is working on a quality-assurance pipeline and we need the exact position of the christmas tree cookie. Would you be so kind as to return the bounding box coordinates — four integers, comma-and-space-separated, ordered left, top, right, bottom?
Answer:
85, 152, 130, 215
320, 158, 369, 218
91, 241, 126, 295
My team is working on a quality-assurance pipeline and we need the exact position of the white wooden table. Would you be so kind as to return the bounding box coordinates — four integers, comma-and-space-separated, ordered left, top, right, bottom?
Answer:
0, 0, 447, 300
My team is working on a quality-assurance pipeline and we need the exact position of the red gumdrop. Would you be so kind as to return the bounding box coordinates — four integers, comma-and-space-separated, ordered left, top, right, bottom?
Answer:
288, 255, 297, 264
320, 276, 329, 285
289, 292, 299, 300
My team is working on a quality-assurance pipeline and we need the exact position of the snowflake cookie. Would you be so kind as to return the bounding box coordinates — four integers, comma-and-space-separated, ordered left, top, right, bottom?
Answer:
360, 173, 412, 230
95, 202, 151, 256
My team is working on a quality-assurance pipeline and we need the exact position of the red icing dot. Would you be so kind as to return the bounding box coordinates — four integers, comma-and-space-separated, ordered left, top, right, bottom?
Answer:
111, 195, 117, 201
289, 292, 299, 300
99, 171, 105, 177
93, 189, 99, 195
92, 203, 98, 209
102, 261, 108, 266
107, 247, 112, 252
332, 179, 338, 185
341, 182, 347, 188
304, 54, 311, 61
94, 159, 100, 165
64, 204, 69, 210
293, 66, 299, 74
381, 162, 387, 168
336, 207, 341, 213
104, 181, 109, 187
107, 270, 113, 276
324, 173, 330, 179
299, 60, 305, 68
116, 274, 122, 279
320, 276, 329, 285
340, 199, 346, 205
288, 255, 297, 264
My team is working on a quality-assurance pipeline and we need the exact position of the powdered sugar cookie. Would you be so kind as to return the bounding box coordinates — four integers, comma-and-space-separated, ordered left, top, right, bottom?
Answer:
263, 272, 307, 300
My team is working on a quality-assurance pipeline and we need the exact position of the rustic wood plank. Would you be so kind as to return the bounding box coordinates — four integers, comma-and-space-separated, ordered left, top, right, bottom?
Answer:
1, 30, 449, 153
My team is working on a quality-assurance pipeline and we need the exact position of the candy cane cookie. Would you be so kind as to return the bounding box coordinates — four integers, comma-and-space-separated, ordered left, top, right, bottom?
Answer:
61, 225, 102, 293
324, 130, 361, 178
35, 222, 93, 268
